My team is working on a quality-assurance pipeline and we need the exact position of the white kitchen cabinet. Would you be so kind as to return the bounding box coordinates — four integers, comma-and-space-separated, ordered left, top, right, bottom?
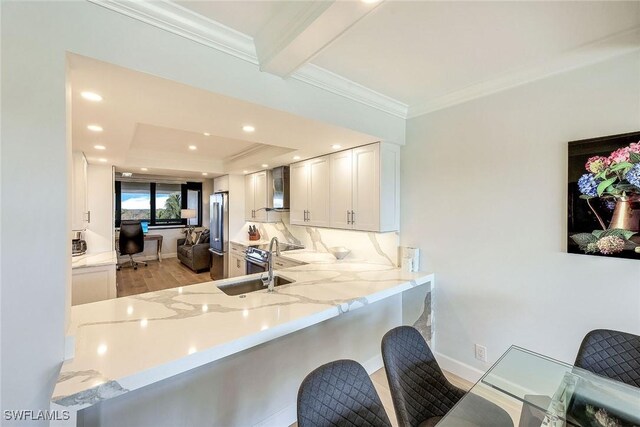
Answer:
72, 265, 116, 305
351, 144, 380, 231
229, 243, 247, 278
295, 142, 400, 232
213, 175, 229, 193
71, 151, 89, 230
244, 170, 272, 221
329, 149, 353, 229
229, 253, 246, 278
273, 255, 306, 269
289, 157, 330, 227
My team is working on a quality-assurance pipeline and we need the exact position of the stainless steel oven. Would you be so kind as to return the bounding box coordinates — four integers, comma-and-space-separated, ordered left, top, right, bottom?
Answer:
245, 247, 268, 274
245, 258, 268, 274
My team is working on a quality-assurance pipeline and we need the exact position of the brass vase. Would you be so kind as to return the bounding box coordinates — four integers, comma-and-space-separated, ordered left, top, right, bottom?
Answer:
608, 196, 640, 232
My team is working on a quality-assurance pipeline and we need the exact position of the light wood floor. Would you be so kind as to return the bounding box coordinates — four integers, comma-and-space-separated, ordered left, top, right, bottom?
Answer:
291, 368, 472, 427
116, 257, 211, 297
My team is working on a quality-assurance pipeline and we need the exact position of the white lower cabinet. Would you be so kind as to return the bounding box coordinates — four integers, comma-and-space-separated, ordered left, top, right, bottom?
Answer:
72, 265, 116, 305
229, 243, 247, 278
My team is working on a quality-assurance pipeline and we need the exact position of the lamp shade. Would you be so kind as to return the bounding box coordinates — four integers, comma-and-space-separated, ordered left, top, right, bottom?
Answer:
181, 209, 197, 219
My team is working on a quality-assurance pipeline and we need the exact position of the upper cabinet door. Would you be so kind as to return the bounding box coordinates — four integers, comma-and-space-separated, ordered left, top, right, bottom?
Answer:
307, 157, 330, 227
244, 174, 255, 221
290, 162, 308, 225
253, 171, 269, 222
352, 144, 380, 231
329, 150, 353, 229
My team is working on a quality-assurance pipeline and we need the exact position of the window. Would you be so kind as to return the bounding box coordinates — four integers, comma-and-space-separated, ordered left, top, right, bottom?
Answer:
155, 183, 182, 223
120, 182, 151, 221
115, 180, 202, 228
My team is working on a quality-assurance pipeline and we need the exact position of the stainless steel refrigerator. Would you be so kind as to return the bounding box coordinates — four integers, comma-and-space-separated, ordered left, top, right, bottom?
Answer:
209, 192, 229, 280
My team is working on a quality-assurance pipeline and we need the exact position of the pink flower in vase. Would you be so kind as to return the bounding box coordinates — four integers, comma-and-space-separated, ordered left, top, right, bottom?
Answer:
629, 141, 640, 155
608, 146, 631, 164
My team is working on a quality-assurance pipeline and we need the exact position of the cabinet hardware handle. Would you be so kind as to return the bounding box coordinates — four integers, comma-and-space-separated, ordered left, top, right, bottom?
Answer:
303, 210, 307, 221
237, 259, 240, 268
307, 211, 310, 222
351, 210, 355, 224
347, 210, 351, 224
86, 211, 91, 223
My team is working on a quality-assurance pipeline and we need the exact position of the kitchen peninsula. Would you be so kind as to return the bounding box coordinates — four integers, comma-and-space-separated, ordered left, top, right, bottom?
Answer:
52, 261, 434, 427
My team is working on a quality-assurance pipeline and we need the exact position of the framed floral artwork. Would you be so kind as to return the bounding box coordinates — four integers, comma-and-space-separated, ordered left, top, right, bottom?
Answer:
567, 131, 640, 259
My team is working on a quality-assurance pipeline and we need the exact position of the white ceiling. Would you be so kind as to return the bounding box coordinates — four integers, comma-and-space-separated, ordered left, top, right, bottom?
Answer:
69, 53, 378, 175
73, 0, 640, 177
311, 1, 640, 105
170, 0, 640, 113
174, 1, 287, 37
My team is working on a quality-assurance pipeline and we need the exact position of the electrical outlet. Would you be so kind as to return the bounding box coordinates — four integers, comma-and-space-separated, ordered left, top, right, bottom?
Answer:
475, 344, 487, 362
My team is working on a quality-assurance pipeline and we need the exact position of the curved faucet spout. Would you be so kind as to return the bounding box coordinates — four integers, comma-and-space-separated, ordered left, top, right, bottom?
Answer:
267, 237, 280, 292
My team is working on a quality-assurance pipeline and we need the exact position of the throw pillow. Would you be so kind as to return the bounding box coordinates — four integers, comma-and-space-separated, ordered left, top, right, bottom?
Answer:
198, 229, 210, 245
192, 230, 203, 245
183, 229, 195, 246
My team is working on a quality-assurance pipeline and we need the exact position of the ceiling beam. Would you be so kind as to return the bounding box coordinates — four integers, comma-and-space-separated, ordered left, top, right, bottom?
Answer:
254, 0, 384, 78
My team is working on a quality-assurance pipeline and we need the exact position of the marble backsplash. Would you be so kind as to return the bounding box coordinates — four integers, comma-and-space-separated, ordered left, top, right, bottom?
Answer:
233, 214, 399, 266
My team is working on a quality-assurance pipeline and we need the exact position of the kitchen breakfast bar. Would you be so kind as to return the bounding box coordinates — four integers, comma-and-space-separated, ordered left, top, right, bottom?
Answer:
51, 262, 434, 427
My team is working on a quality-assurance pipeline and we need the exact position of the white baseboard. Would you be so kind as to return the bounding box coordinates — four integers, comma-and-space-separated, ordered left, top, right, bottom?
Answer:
253, 353, 384, 427
434, 351, 485, 384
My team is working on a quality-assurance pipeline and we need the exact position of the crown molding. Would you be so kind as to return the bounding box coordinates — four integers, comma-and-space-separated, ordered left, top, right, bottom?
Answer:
86, 0, 408, 119
293, 64, 408, 118
87, 0, 258, 64
407, 26, 640, 118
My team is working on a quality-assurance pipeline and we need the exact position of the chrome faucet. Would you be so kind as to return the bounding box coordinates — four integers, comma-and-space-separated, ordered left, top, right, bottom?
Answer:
266, 237, 281, 292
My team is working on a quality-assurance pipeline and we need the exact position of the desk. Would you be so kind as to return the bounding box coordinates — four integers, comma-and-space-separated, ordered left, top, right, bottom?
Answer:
438, 346, 640, 427
144, 234, 163, 261
115, 234, 163, 262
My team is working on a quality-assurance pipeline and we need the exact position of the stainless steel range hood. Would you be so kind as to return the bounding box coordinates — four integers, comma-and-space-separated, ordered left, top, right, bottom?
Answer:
271, 166, 289, 210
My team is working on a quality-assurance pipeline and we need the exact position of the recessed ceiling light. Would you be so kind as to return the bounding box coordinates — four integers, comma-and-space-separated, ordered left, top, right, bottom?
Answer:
94, 145, 106, 150
243, 170, 249, 174
293, 155, 301, 160
261, 164, 268, 168
122, 172, 133, 177
202, 172, 208, 176
140, 167, 148, 171
203, 132, 210, 136
81, 91, 103, 102
188, 145, 197, 150
242, 125, 255, 133
87, 125, 103, 132
331, 144, 342, 150
98, 158, 107, 163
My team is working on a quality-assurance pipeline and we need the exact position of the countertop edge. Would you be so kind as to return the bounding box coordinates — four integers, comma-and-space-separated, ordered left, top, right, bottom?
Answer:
51, 272, 434, 411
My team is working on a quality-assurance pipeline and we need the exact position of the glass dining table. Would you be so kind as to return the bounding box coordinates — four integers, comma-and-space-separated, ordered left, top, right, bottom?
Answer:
437, 346, 640, 427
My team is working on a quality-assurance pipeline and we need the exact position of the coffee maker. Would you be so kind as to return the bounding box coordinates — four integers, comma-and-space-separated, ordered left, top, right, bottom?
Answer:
72, 231, 87, 256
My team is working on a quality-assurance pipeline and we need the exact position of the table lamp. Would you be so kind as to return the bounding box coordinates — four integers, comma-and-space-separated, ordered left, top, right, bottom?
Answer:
181, 209, 197, 234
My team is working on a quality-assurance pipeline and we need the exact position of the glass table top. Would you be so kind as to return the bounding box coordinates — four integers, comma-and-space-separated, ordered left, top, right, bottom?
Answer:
437, 346, 640, 427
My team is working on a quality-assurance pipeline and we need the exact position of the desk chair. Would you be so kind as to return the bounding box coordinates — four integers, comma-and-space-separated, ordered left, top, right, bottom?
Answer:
117, 220, 147, 270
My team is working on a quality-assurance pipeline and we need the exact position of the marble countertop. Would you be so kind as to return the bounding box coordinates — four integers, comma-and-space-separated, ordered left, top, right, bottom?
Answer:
230, 239, 270, 247
53, 262, 433, 411
278, 249, 337, 264
71, 251, 117, 270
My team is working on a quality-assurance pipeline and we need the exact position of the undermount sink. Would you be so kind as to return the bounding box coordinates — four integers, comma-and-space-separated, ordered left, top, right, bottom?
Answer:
217, 276, 294, 296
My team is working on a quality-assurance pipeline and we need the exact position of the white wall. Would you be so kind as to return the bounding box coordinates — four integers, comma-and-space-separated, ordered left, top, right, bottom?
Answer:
85, 165, 114, 253
401, 52, 640, 380
1, 1, 403, 422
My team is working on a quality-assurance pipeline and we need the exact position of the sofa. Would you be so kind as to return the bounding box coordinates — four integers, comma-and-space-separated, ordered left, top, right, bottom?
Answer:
177, 231, 211, 272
